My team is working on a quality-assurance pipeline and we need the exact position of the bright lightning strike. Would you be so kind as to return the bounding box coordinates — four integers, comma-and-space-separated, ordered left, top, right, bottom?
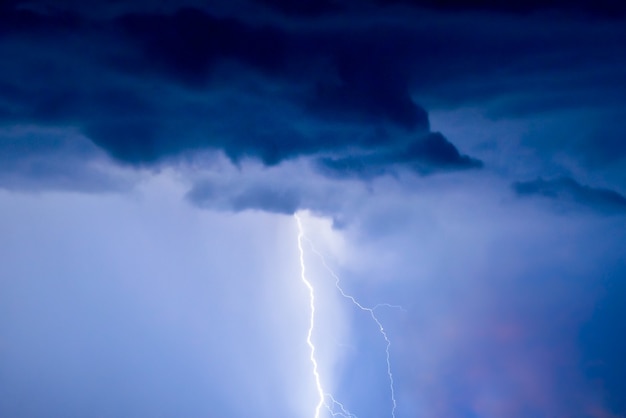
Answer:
295, 213, 402, 418
305, 240, 401, 418
295, 213, 326, 418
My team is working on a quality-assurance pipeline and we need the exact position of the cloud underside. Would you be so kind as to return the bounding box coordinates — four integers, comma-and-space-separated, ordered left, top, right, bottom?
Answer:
1, 5, 444, 173
318, 132, 482, 179
1, 1, 624, 175
514, 177, 626, 214
0, 1, 626, 212
0, 1, 625, 215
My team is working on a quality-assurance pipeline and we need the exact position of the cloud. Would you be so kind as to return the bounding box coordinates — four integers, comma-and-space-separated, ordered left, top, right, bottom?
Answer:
0, 4, 446, 171
318, 132, 482, 179
0, 126, 135, 192
28, 2, 614, 183
373, 0, 626, 17
184, 156, 369, 224
254, 0, 343, 17
2, 1, 625, 184
0, 179, 335, 418
10, 0, 626, 19
269, 175, 626, 418
1, 2, 626, 417
513, 177, 626, 214
189, 180, 301, 215
111, 6, 437, 134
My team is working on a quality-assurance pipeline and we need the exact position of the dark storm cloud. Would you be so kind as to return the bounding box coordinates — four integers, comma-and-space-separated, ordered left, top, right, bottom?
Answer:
518, 108, 626, 172
11, 0, 626, 18
318, 132, 482, 179
244, 0, 626, 18
183, 133, 480, 218
373, 0, 626, 17
513, 177, 626, 214
113, 6, 432, 133
0, 3, 443, 172
256, 0, 342, 17
1, 0, 625, 182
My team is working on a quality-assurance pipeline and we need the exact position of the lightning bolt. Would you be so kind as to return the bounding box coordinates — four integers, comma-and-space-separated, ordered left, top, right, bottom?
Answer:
296, 213, 326, 418
295, 213, 402, 418
306, 241, 401, 418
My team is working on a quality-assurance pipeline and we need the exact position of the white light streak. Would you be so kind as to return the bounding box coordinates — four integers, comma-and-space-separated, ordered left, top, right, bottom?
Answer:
295, 212, 402, 418
295, 213, 325, 418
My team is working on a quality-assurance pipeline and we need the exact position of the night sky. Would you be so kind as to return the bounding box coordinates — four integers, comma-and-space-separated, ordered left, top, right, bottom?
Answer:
1, 1, 626, 417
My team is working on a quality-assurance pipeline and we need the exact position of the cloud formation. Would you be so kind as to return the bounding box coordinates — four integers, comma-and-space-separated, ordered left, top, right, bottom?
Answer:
2, 0, 625, 186
513, 177, 626, 214
1, 2, 626, 418
0, 4, 445, 171
319, 132, 483, 179
0, 126, 133, 192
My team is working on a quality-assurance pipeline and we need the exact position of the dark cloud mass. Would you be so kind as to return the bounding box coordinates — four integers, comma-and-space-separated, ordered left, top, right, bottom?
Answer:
1, 0, 625, 179
319, 132, 482, 179
257, 0, 342, 16
374, 0, 626, 17
513, 177, 626, 214
0, 2, 441, 171
244, 0, 626, 18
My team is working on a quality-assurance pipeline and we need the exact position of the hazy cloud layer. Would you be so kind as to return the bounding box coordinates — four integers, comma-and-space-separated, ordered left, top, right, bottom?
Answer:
0, 126, 135, 192
3, 173, 624, 418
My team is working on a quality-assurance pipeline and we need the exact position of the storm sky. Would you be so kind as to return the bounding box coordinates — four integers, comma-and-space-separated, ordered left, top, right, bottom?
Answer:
1, 1, 625, 417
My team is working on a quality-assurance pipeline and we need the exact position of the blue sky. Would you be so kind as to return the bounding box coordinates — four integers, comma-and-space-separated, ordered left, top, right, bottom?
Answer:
1, 1, 626, 417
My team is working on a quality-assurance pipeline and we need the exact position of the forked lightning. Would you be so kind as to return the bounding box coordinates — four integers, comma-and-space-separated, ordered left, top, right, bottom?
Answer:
295, 213, 401, 418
